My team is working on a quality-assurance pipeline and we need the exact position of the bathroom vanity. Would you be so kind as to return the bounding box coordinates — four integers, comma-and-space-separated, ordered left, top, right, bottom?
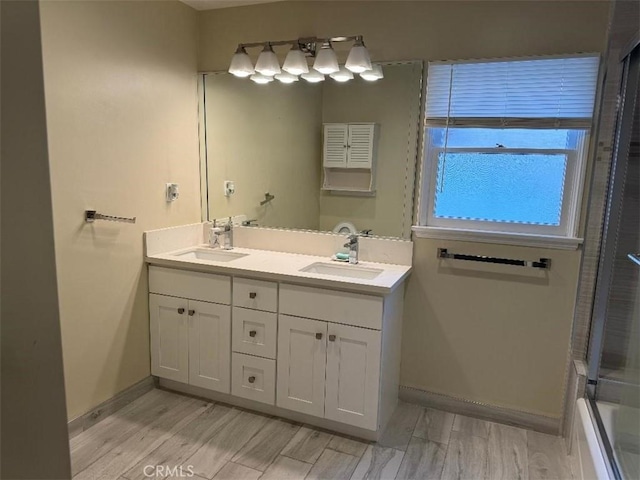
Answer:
144, 223, 412, 440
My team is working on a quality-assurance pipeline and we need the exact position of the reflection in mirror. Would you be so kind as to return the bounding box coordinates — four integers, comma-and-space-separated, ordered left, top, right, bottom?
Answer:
200, 61, 423, 239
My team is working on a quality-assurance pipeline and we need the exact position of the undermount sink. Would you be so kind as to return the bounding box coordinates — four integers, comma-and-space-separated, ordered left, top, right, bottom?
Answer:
174, 248, 248, 263
299, 262, 383, 280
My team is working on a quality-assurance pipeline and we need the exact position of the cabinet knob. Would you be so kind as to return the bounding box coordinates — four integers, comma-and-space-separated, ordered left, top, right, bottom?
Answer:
177, 308, 185, 314
188, 309, 195, 316
249, 292, 257, 299
329, 334, 336, 342
248, 376, 256, 384
249, 330, 257, 337
315, 333, 323, 340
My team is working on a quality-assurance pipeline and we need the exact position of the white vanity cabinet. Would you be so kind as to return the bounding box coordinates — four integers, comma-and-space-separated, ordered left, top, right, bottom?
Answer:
278, 284, 392, 431
149, 294, 189, 383
231, 277, 279, 405
147, 263, 405, 440
149, 266, 231, 394
325, 323, 381, 429
277, 314, 382, 430
277, 315, 327, 417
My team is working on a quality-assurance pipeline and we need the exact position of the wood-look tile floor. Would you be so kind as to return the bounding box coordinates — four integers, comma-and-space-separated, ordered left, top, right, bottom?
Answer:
70, 388, 574, 480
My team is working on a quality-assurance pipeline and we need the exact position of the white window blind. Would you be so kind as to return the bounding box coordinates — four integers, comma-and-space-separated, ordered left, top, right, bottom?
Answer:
425, 55, 600, 128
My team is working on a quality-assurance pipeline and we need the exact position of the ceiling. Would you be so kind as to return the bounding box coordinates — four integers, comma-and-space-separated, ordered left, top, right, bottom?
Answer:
180, 0, 285, 11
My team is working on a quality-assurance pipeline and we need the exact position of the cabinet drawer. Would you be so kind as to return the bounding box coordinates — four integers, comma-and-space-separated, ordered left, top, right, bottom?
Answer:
232, 307, 277, 359
149, 266, 230, 305
233, 278, 278, 312
232, 353, 275, 405
279, 284, 383, 330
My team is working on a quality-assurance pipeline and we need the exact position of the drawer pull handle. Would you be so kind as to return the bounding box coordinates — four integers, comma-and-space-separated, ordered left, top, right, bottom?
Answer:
177, 308, 185, 314
249, 330, 257, 337
188, 309, 196, 316
315, 333, 323, 340
248, 376, 256, 384
249, 292, 257, 299
329, 334, 336, 342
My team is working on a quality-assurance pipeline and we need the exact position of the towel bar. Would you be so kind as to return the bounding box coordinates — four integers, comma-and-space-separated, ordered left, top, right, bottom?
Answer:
437, 248, 550, 269
85, 210, 136, 224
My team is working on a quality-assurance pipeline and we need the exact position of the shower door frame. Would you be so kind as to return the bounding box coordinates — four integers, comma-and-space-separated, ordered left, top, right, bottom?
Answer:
586, 39, 640, 480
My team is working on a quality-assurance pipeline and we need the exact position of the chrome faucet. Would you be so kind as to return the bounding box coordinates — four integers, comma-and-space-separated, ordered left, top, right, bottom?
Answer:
223, 217, 233, 250
344, 234, 359, 264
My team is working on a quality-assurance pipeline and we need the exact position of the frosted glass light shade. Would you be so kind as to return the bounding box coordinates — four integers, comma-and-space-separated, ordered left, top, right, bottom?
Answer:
330, 66, 354, 82
301, 70, 325, 83
282, 47, 309, 75
360, 64, 384, 81
275, 72, 299, 83
255, 45, 281, 76
313, 43, 339, 75
250, 73, 274, 84
345, 44, 372, 73
228, 46, 255, 77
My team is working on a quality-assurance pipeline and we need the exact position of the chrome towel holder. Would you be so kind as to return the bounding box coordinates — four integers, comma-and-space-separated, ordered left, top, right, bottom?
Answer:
260, 192, 275, 206
437, 248, 550, 270
85, 210, 136, 224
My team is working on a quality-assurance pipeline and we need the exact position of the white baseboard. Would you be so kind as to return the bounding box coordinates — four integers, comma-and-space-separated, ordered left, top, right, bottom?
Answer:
158, 378, 380, 441
68, 376, 155, 439
399, 385, 561, 435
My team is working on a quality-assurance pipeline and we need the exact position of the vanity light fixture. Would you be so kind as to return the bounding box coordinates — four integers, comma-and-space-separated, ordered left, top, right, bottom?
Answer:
313, 41, 340, 75
301, 70, 325, 83
250, 73, 274, 84
254, 43, 281, 76
282, 43, 309, 75
360, 64, 384, 81
330, 66, 354, 82
274, 72, 299, 83
228, 35, 375, 84
228, 45, 255, 77
345, 36, 372, 73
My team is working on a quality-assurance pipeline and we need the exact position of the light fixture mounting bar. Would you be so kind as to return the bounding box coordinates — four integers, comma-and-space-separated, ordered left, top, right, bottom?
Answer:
238, 35, 364, 50
328, 35, 360, 43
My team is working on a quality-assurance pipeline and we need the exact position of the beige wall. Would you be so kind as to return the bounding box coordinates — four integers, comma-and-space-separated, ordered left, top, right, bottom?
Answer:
198, 1, 608, 72
40, 0, 201, 420
319, 61, 421, 237
402, 240, 582, 417
1, 1, 71, 477
204, 74, 322, 229
199, 0, 609, 418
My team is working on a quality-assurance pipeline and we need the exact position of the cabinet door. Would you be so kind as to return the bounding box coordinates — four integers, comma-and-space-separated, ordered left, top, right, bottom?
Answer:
188, 300, 231, 393
277, 315, 327, 417
323, 124, 348, 168
347, 124, 375, 168
150, 294, 189, 383
325, 323, 381, 430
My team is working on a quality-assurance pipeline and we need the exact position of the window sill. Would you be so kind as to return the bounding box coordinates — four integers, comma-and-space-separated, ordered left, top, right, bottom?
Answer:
411, 226, 583, 250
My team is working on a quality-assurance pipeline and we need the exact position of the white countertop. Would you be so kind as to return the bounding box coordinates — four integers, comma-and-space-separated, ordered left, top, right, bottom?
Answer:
146, 245, 411, 295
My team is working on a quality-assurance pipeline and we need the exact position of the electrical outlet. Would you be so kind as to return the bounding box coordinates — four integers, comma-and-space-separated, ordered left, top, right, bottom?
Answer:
224, 180, 235, 197
166, 183, 179, 202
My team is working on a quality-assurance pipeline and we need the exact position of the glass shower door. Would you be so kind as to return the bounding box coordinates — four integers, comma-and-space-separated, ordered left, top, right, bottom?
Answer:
587, 42, 640, 480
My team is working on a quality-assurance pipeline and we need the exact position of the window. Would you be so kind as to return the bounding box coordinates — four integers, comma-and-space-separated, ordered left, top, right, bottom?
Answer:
416, 55, 600, 247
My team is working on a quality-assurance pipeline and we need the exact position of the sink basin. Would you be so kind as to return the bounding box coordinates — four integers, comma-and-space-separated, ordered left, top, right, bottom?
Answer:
174, 248, 248, 263
300, 262, 383, 280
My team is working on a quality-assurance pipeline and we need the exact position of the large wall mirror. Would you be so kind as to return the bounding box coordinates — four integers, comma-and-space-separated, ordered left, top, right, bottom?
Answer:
199, 61, 423, 239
